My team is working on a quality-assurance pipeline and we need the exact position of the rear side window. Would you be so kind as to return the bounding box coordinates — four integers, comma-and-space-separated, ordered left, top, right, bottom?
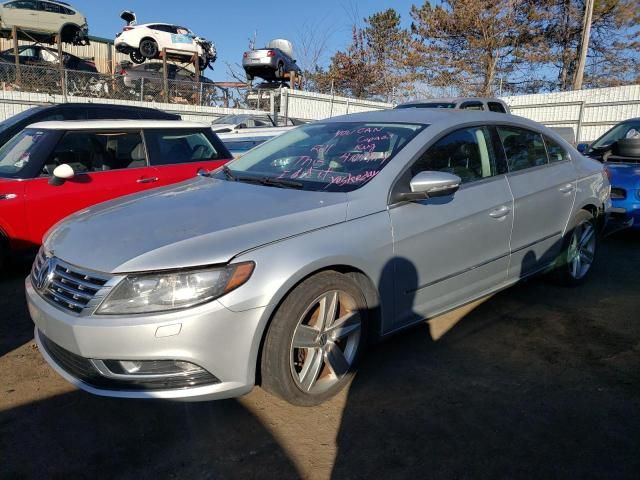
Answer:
412, 126, 496, 184
544, 136, 571, 163
488, 102, 506, 113
145, 129, 223, 165
5, 1, 37, 10
498, 126, 548, 172
460, 101, 484, 111
48, 131, 147, 173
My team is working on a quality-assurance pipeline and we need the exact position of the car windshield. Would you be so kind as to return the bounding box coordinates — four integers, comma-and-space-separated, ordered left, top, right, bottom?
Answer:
218, 121, 425, 192
396, 102, 456, 109
590, 121, 640, 151
0, 128, 49, 177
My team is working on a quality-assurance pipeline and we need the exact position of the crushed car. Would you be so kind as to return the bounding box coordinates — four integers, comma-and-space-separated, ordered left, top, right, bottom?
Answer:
242, 38, 301, 82
115, 11, 216, 71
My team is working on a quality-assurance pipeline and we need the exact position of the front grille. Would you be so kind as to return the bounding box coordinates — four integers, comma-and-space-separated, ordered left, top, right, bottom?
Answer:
31, 249, 110, 314
611, 187, 626, 200
39, 331, 220, 391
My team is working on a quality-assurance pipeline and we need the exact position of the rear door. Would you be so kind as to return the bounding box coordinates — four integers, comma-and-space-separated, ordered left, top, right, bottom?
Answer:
144, 128, 229, 185
24, 129, 160, 244
1, 1, 38, 29
497, 125, 577, 279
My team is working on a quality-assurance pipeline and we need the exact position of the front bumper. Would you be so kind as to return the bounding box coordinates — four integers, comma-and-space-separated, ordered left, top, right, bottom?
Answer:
26, 276, 264, 400
608, 196, 640, 231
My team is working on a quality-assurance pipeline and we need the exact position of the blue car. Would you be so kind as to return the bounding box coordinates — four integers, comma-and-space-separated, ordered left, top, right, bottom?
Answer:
584, 118, 640, 229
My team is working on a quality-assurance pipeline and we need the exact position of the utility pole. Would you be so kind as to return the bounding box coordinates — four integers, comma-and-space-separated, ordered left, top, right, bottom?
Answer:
573, 0, 594, 90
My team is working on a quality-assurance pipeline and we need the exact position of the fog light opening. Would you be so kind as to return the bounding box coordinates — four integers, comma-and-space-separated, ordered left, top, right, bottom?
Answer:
103, 359, 206, 377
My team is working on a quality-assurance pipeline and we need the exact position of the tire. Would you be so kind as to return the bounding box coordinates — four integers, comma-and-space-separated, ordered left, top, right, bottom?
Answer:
260, 271, 368, 406
0, 241, 6, 271
139, 39, 158, 59
276, 62, 285, 79
615, 138, 640, 158
129, 50, 145, 64
246, 73, 254, 82
552, 210, 597, 285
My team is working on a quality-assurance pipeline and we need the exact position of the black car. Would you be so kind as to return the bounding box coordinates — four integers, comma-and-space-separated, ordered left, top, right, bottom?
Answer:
0, 103, 180, 148
0, 45, 98, 72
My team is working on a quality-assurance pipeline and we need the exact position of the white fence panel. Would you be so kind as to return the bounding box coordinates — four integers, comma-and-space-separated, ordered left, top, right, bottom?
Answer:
504, 85, 640, 142
0, 90, 258, 124
281, 89, 391, 121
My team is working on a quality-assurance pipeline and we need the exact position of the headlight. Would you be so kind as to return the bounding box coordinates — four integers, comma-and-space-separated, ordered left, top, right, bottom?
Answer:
96, 262, 254, 315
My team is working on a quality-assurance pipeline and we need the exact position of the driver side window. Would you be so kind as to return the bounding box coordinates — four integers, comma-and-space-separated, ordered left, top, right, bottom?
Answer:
411, 126, 496, 184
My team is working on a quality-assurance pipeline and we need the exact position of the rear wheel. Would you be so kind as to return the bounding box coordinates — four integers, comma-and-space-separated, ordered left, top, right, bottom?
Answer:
553, 210, 597, 285
276, 62, 285, 79
139, 39, 158, 59
261, 271, 368, 406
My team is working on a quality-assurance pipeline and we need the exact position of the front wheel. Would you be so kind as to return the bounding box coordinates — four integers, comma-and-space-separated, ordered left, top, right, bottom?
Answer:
553, 210, 597, 285
260, 271, 368, 406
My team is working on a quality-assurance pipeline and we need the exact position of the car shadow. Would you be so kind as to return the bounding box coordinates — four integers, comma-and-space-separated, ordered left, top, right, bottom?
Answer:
0, 391, 301, 479
0, 259, 33, 357
332, 230, 640, 478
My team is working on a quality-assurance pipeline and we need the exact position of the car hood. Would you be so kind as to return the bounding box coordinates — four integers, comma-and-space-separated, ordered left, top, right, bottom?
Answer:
45, 177, 348, 274
606, 162, 640, 190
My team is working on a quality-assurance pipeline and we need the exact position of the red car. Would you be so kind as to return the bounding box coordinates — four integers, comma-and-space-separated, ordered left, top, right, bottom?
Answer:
0, 120, 230, 267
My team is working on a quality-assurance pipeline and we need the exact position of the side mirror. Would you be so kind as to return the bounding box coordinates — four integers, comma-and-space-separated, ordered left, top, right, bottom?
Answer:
576, 143, 589, 154
48, 163, 74, 186
402, 171, 461, 201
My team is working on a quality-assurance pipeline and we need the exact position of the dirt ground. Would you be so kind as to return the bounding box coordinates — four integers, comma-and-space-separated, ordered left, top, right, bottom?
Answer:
1, 231, 639, 480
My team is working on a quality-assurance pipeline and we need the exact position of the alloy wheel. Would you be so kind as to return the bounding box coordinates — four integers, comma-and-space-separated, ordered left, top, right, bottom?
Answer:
568, 221, 596, 280
290, 290, 362, 394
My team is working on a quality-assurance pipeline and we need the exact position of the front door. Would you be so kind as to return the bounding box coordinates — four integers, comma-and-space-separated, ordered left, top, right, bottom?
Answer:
389, 126, 513, 328
24, 129, 160, 245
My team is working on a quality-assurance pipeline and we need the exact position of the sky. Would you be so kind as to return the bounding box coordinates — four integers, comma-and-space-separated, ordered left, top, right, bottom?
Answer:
78, 0, 419, 81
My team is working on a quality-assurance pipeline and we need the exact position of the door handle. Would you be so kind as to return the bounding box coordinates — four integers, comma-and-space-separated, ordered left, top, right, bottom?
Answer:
559, 184, 574, 193
489, 205, 511, 218
136, 176, 158, 184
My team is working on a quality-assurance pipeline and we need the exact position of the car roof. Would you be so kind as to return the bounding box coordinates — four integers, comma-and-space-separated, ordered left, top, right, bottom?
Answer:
398, 97, 506, 106
36, 102, 176, 113
322, 108, 547, 131
27, 120, 206, 130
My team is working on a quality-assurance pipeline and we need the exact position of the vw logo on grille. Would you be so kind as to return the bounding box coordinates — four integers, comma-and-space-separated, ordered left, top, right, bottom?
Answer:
35, 256, 56, 291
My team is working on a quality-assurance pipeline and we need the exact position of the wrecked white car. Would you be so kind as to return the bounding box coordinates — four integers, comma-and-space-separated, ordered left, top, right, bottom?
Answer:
115, 11, 216, 70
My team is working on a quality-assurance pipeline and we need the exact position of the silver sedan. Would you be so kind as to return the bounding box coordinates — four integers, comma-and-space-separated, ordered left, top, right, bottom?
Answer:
27, 109, 611, 406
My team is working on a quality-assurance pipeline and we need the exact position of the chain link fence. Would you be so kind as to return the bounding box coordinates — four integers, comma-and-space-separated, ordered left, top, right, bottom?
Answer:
0, 63, 277, 111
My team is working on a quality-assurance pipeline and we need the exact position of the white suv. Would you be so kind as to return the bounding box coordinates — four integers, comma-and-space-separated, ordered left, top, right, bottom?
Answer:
0, 0, 88, 45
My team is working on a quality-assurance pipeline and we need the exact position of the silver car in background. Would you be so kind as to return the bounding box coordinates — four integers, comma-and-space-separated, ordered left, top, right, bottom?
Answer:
242, 39, 301, 82
27, 109, 610, 406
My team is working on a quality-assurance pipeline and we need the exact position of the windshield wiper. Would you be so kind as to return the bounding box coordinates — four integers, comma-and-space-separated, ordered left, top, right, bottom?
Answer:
260, 177, 304, 189
222, 166, 303, 189
222, 165, 235, 180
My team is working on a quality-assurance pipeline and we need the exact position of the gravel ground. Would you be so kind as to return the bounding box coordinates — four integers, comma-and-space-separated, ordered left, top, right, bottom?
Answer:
1, 231, 638, 480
